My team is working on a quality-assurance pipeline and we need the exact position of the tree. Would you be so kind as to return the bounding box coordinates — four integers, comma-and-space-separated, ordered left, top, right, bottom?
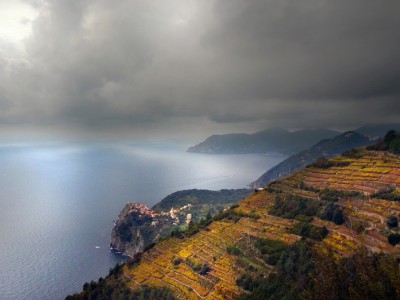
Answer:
312, 157, 333, 169
188, 220, 194, 229
390, 138, 400, 154
332, 208, 344, 225
388, 233, 400, 246
387, 215, 398, 228
384, 130, 397, 144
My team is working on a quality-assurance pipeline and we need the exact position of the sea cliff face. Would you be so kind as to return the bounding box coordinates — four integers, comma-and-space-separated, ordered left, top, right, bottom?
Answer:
110, 226, 144, 257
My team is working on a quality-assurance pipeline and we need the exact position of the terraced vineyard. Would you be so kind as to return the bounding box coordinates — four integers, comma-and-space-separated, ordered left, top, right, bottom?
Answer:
69, 149, 400, 299
300, 153, 400, 194
124, 221, 247, 299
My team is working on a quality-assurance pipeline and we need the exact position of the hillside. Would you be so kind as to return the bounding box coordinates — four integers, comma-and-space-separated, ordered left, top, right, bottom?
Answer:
68, 148, 400, 299
187, 128, 339, 154
152, 189, 252, 212
250, 131, 373, 188
110, 189, 252, 257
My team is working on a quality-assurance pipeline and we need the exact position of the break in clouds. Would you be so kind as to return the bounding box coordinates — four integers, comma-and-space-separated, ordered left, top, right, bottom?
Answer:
0, 0, 400, 139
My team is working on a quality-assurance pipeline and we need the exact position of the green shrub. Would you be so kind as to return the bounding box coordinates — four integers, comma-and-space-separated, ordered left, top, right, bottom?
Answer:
254, 238, 289, 266
342, 148, 366, 158
172, 257, 182, 266
227, 245, 242, 255
295, 214, 313, 223
290, 223, 329, 241
367, 130, 400, 154
372, 186, 400, 201
311, 157, 334, 169
387, 215, 399, 228
388, 233, 400, 246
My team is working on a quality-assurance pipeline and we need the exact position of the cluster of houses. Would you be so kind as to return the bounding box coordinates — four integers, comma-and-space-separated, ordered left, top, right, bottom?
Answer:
128, 202, 159, 218
128, 202, 194, 227
164, 204, 193, 225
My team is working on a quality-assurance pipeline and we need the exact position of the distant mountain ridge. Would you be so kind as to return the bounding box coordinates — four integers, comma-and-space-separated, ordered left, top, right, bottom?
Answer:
187, 124, 400, 155
250, 131, 373, 188
187, 128, 340, 154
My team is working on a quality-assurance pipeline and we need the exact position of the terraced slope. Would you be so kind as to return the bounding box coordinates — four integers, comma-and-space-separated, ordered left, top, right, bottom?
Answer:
250, 131, 373, 188
113, 150, 400, 299
68, 149, 400, 299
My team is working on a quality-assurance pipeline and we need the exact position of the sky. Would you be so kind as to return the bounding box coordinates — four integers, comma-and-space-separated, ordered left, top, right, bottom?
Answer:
0, 0, 399, 142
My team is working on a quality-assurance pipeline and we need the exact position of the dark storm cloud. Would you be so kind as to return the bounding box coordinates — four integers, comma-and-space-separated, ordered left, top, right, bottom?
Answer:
205, 0, 400, 100
1, 0, 399, 138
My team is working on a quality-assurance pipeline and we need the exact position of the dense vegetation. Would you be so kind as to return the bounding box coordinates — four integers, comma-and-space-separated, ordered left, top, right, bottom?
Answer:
254, 238, 290, 265
116, 212, 154, 243
372, 186, 400, 201
388, 234, 400, 246
269, 193, 345, 225
310, 157, 351, 169
66, 263, 175, 300
66, 281, 175, 300
212, 205, 260, 222
367, 130, 400, 154
289, 223, 329, 241
238, 242, 400, 300
306, 247, 400, 300
342, 148, 367, 158
152, 189, 252, 212
237, 241, 314, 299
387, 215, 399, 228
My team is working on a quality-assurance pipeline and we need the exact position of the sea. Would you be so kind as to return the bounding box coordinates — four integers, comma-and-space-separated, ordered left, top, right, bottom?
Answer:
0, 142, 286, 299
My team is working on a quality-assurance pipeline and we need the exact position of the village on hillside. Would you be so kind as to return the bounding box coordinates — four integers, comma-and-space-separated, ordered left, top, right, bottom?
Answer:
126, 202, 194, 226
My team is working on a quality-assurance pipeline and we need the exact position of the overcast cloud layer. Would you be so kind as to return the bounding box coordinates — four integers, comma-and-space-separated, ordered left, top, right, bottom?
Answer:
0, 0, 399, 140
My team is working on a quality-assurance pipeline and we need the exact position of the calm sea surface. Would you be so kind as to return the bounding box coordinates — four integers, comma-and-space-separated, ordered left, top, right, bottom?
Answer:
0, 142, 285, 299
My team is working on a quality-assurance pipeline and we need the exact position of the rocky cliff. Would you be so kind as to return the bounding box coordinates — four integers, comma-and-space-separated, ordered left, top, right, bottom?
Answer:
110, 203, 174, 257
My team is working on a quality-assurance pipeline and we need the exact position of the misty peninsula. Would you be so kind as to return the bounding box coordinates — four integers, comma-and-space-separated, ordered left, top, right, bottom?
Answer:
187, 124, 400, 155
187, 128, 339, 154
